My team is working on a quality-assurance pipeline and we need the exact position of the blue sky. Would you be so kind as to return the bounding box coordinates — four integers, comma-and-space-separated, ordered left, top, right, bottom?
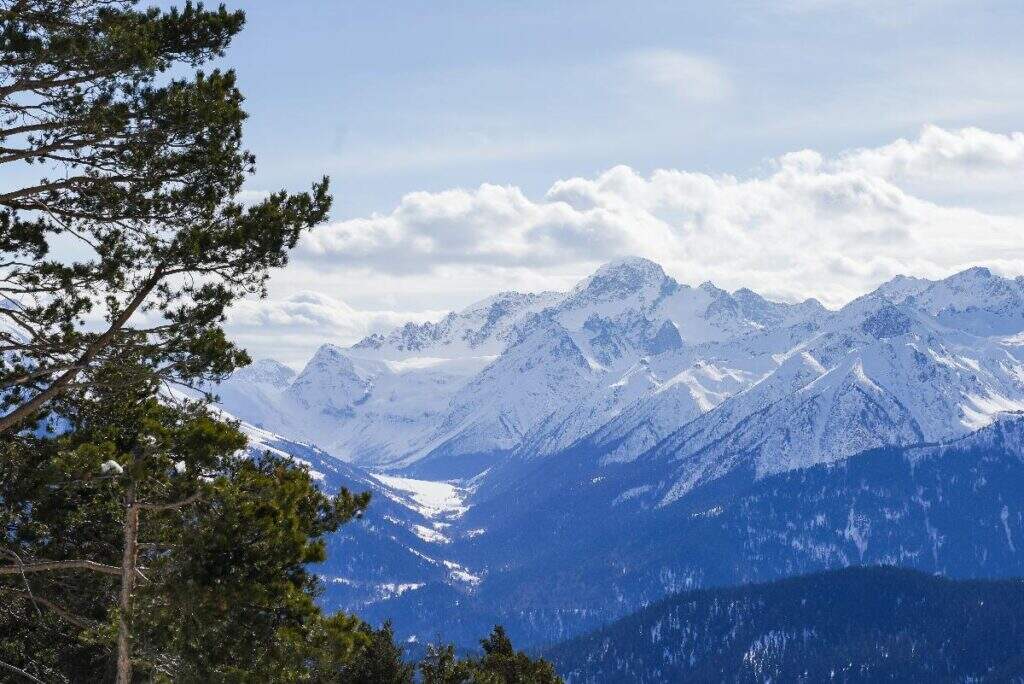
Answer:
15, 1, 1021, 365
229, 1, 1024, 216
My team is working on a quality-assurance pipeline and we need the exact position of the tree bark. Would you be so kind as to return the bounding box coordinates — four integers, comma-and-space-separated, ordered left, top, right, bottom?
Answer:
116, 483, 140, 684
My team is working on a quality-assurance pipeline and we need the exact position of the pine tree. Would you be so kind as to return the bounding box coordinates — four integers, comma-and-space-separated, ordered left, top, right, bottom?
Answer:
0, 5, 571, 682
139, 452, 372, 682
476, 627, 561, 684
336, 621, 415, 683
0, 0, 330, 435
419, 627, 563, 684
419, 643, 477, 684
0, 355, 371, 681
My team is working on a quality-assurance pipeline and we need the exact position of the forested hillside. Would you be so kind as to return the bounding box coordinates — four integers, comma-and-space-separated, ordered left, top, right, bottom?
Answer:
547, 566, 1024, 683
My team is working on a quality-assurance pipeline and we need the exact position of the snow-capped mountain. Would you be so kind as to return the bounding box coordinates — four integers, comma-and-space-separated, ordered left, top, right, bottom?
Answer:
883, 266, 1024, 336
218, 257, 833, 475
217, 259, 1024, 485
216, 289, 564, 470
351, 290, 562, 360
636, 300, 1024, 506
217, 257, 1024, 650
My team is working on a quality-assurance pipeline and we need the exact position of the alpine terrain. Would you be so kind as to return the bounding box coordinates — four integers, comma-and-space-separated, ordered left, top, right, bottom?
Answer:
215, 258, 1024, 650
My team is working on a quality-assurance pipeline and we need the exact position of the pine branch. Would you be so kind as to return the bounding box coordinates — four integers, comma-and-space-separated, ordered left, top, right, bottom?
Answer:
0, 559, 122, 577
10, 590, 93, 629
0, 549, 41, 619
137, 491, 202, 512
0, 659, 44, 684
0, 556, 149, 581
0, 264, 165, 433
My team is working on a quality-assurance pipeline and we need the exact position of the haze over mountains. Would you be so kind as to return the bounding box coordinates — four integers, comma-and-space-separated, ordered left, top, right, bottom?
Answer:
217, 257, 1024, 649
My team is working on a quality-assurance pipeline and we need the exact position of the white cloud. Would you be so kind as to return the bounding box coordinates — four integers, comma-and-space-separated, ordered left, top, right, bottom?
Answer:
298, 182, 645, 272
226, 291, 445, 368
836, 125, 1024, 190
294, 126, 1024, 311
624, 49, 733, 103
234, 189, 273, 206
235, 125, 1024, 365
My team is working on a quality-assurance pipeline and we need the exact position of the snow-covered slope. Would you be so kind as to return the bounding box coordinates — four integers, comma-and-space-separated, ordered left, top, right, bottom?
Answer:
636, 290, 1024, 506
216, 346, 487, 466
351, 290, 562, 359
213, 258, 1024, 650
402, 316, 600, 476
210, 259, 809, 474
235, 419, 486, 622
429, 259, 828, 472
885, 267, 1024, 336
216, 259, 1024, 485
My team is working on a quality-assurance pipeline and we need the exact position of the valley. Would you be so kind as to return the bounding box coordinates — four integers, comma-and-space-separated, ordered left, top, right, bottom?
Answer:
221, 258, 1024, 650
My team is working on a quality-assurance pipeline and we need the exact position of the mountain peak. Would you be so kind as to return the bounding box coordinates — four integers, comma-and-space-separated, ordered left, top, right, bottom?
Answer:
462, 290, 530, 313
299, 343, 359, 376
800, 297, 826, 310
697, 280, 728, 297
588, 257, 667, 287
954, 265, 994, 279
937, 266, 1015, 294
310, 342, 348, 359
871, 274, 933, 304
230, 358, 296, 387
561, 258, 674, 317
288, 344, 367, 415
872, 267, 1005, 307
595, 256, 663, 274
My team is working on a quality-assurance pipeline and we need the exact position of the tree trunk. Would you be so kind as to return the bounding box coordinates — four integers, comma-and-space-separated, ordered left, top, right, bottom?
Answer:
116, 483, 140, 684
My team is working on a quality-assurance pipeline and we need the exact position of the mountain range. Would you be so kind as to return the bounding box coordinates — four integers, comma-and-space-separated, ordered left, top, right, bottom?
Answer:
217, 258, 1024, 650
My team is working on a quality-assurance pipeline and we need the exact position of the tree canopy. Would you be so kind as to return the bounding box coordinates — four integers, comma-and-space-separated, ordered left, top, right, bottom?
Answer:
0, 3, 567, 682
417, 628, 561, 684
0, 355, 371, 681
0, 0, 330, 434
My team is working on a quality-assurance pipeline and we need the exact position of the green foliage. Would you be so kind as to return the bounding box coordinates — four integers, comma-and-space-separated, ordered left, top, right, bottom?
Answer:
0, 0, 331, 433
420, 643, 477, 684
476, 627, 561, 684
0, 4, 564, 683
0, 356, 371, 681
335, 621, 416, 684
419, 627, 562, 684
142, 452, 371, 682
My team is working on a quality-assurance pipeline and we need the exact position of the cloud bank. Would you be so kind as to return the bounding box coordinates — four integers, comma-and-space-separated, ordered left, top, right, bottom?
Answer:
226, 292, 444, 368
226, 125, 1024, 366
296, 125, 1024, 308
